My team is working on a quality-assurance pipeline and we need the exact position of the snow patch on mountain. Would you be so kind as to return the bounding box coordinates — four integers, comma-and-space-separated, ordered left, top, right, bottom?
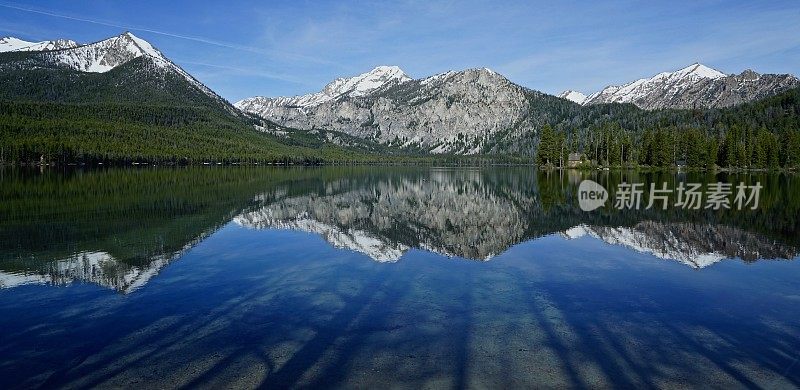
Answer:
421, 70, 455, 85
558, 90, 587, 104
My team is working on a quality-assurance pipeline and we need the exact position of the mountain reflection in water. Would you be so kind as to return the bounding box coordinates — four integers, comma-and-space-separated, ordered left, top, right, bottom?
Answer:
1, 167, 798, 292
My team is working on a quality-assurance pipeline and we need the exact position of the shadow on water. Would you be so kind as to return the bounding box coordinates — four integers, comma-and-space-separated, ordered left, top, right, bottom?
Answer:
259, 268, 394, 388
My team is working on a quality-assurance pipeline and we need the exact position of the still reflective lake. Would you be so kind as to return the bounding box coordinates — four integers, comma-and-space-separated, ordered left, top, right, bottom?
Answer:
1, 167, 799, 388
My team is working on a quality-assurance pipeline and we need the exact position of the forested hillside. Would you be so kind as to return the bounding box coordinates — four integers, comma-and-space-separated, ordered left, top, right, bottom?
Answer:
530, 87, 800, 169
0, 50, 387, 164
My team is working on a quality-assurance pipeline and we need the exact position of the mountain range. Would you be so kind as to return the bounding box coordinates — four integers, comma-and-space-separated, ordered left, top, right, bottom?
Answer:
560, 63, 799, 109
1, 31, 799, 163
235, 62, 799, 155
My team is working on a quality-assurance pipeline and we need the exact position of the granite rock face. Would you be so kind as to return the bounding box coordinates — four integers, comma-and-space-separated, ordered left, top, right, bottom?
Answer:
237, 67, 535, 153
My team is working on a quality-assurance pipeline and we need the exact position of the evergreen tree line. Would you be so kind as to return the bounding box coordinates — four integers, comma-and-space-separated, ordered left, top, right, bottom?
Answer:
535, 86, 800, 169
537, 122, 800, 169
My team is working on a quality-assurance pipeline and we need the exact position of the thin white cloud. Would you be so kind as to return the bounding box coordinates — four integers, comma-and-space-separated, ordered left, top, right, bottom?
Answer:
176, 60, 314, 86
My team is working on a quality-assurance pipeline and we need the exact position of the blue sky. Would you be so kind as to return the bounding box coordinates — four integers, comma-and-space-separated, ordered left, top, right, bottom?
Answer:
1, 0, 799, 102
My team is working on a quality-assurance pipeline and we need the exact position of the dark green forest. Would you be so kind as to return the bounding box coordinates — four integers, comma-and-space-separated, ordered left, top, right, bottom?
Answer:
0, 100, 377, 164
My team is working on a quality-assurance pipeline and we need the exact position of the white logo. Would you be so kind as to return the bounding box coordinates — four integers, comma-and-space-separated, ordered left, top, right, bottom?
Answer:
578, 180, 608, 211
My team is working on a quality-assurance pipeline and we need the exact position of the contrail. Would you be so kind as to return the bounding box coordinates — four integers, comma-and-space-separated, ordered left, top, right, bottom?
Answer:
0, 2, 339, 66
176, 59, 315, 86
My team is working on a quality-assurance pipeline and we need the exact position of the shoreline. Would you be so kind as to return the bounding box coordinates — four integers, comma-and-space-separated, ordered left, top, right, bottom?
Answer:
1, 161, 796, 173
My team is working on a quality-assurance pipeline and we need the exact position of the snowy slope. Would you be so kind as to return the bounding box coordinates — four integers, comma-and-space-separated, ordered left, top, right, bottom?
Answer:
43, 31, 179, 73
558, 90, 587, 104
583, 63, 726, 105
0, 37, 79, 52
235, 65, 412, 113
0, 37, 35, 52
18, 39, 78, 52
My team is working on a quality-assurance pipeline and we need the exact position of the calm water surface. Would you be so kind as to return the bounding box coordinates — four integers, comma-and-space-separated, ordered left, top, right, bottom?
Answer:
1, 167, 799, 388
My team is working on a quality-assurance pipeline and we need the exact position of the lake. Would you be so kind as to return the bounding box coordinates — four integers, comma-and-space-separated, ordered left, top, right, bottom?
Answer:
1, 166, 799, 388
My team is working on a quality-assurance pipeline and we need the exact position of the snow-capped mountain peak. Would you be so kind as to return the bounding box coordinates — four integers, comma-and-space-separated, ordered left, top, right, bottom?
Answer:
574, 62, 787, 109
46, 31, 172, 73
119, 31, 164, 59
5, 32, 230, 108
235, 65, 411, 113
0, 36, 79, 52
558, 90, 587, 104
312, 65, 411, 102
323, 65, 412, 98
3, 33, 169, 72
673, 62, 727, 80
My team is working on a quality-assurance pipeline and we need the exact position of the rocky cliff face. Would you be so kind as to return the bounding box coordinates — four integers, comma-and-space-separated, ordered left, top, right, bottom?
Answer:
237, 67, 534, 154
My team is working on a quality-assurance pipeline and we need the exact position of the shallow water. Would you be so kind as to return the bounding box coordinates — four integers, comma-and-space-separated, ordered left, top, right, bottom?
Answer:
1, 167, 799, 388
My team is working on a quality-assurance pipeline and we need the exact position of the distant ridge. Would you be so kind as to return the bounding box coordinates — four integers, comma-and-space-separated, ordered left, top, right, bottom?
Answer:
561, 63, 799, 109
